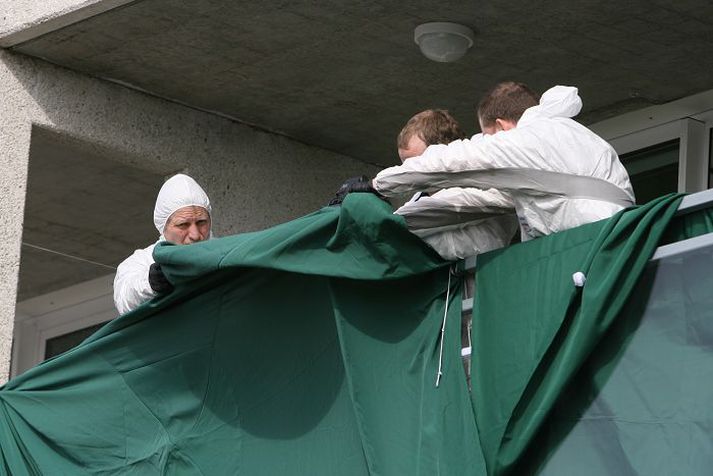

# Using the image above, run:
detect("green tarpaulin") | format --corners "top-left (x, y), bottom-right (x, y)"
top-left (1, 192), bottom-right (712, 475)
top-left (470, 194), bottom-right (713, 475)
top-left (0, 195), bottom-right (481, 475)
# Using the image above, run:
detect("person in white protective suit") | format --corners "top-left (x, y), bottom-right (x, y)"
top-left (373, 82), bottom-right (635, 241)
top-left (393, 109), bottom-right (518, 260)
top-left (113, 174), bottom-right (212, 315)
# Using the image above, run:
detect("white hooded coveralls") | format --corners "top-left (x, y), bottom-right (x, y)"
top-left (394, 153), bottom-right (518, 260)
top-left (374, 86), bottom-right (635, 240)
top-left (113, 174), bottom-right (212, 315)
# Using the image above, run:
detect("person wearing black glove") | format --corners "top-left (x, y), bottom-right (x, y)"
top-left (328, 175), bottom-right (385, 206)
top-left (113, 174), bottom-right (213, 315)
top-left (148, 263), bottom-right (174, 295)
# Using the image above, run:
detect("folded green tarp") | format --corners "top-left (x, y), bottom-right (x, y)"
top-left (2, 192), bottom-right (710, 475)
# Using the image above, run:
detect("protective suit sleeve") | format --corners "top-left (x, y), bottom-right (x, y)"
top-left (410, 214), bottom-right (518, 260)
top-left (372, 85), bottom-right (588, 197)
top-left (426, 187), bottom-right (514, 216)
top-left (113, 245), bottom-right (156, 315)
top-left (394, 187), bottom-right (518, 260)
top-left (372, 132), bottom-right (538, 197)
top-left (394, 187), bottom-right (515, 230)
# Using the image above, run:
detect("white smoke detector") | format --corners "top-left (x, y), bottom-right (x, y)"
top-left (414, 22), bottom-right (475, 63)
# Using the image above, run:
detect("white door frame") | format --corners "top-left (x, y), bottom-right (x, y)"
top-left (12, 274), bottom-right (116, 377)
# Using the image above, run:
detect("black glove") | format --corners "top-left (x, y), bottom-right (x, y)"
top-left (328, 176), bottom-right (384, 206)
top-left (149, 263), bottom-right (174, 295)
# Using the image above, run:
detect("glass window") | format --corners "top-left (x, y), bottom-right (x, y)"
top-left (44, 322), bottom-right (107, 360)
top-left (620, 139), bottom-right (680, 204)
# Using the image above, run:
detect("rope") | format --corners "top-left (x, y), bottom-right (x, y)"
top-left (22, 242), bottom-right (117, 270)
top-left (435, 267), bottom-right (453, 387)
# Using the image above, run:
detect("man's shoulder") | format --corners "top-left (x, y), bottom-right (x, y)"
top-left (519, 115), bottom-right (611, 147)
top-left (117, 241), bottom-right (159, 269)
top-left (133, 241), bottom-right (159, 256)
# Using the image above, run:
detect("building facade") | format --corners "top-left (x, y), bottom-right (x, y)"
top-left (2, 1), bottom-right (713, 383)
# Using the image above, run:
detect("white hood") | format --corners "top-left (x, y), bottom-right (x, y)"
top-left (520, 85), bottom-right (582, 123)
top-left (153, 174), bottom-right (212, 236)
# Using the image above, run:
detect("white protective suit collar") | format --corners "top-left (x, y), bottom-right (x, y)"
top-left (518, 85), bottom-right (582, 126)
top-left (153, 174), bottom-right (212, 239)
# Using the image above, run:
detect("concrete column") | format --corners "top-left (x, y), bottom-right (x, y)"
top-left (0, 59), bottom-right (34, 384)
top-left (0, 127), bottom-right (31, 383)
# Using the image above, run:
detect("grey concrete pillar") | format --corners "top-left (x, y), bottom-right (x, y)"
top-left (0, 60), bottom-right (33, 384)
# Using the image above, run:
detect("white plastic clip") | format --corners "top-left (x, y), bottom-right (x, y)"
top-left (572, 271), bottom-right (586, 287)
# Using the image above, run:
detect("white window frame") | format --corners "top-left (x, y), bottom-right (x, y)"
top-left (12, 274), bottom-right (116, 377)
top-left (590, 89), bottom-right (713, 194)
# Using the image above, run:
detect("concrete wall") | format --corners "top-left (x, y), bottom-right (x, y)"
top-left (0, 50), bottom-right (379, 383)
top-left (0, 63), bottom-right (32, 387)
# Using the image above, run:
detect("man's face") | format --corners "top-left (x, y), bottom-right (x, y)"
top-left (163, 206), bottom-right (211, 244)
top-left (398, 135), bottom-right (428, 162)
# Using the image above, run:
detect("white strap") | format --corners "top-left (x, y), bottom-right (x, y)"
top-left (397, 196), bottom-right (511, 230)
top-left (405, 167), bottom-right (634, 208)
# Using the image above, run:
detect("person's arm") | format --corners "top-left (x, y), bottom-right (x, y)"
top-left (113, 248), bottom-right (156, 315)
top-left (373, 134), bottom-right (522, 197)
top-left (327, 175), bottom-right (385, 206)
top-left (394, 187), bottom-right (516, 230)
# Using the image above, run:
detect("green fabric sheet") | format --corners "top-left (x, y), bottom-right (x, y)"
top-left (537, 218), bottom-right (713, 475)
top-left (1, 192), bottom-right (711, 475)
top-left (469, 193), bottom-right (713, 475)
top-left (0, 194), bottom-right (482, 475)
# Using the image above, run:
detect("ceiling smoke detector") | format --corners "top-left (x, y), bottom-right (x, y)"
top-left (414, 22), bottom-right (475, 63)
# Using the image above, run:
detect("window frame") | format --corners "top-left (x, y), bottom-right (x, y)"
top-left (590, 91), bottom-right (713, 194)
top-left (11, 274), bottom-right (115, 377)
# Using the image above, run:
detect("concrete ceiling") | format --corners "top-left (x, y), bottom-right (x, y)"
top-left (11, 0), bottom-right (713, 167)
top-left (18, 128), bottom-right (166, 301)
